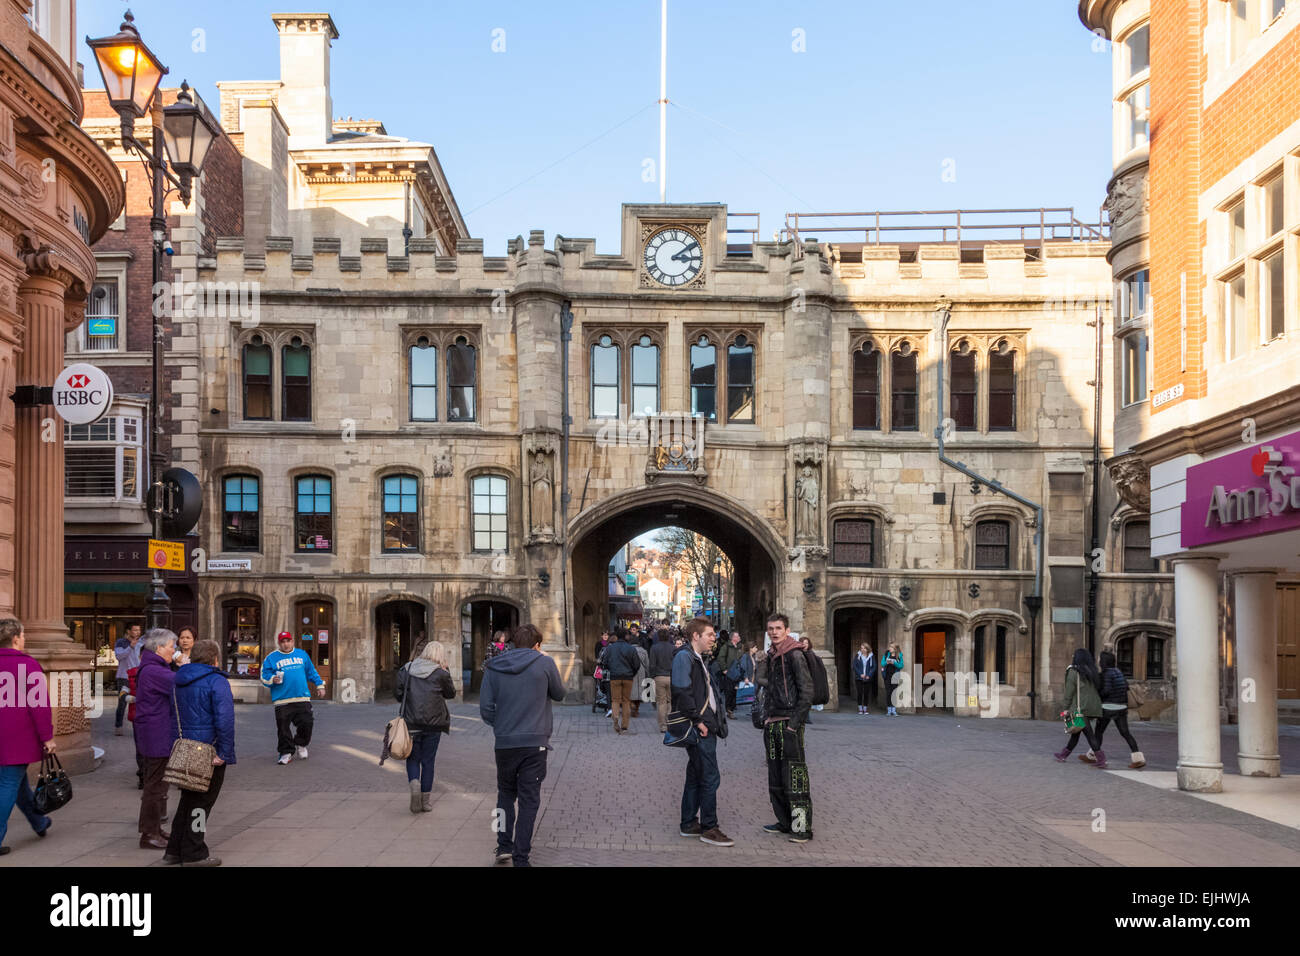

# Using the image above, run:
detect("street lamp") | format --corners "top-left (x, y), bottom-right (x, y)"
top-left (87, 11), bottom-right (221, 631)
top-left (713, 556), bottom-right (722, 628)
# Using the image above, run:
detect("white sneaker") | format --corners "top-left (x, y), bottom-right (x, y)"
top-left (604, 710), bottom-right (612, 718)
top-left (277, 753), bottom-right (292, 765)
top-left (295, 746), bottom-right (309, 760)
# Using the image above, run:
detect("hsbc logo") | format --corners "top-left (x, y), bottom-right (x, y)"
top-left (52, 363), bottom-right (113, 426)
top-left (67, 373), bottom-right (90, 388)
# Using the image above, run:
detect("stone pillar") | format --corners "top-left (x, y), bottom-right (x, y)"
top-left (15, 272), bottom-right (95, 773)
top-left (1233, 570), bottom-right (1280, 777)
top-left (953, 627), bottom-right (978, 717)
top-left (1172, 554), bottom-right (1223, 792)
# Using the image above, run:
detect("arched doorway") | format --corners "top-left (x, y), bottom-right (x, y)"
top-left (375, 599), bottom-right (427, 695)
top-left (462, 599), bottom-right (519, 692)
top-left (568, 485), bottom-right (784, 672)
top-left (913, 623), bottom-right (956, 712)
top-left (292, 597), bottom-right (335, 698)
top-left (832, 606), bottom-right (887, 702)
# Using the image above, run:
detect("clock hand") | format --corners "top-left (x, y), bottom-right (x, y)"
top-left (671, 244), bottom-right (700, 263)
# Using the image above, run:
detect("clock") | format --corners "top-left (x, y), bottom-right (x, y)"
top-left (643, 226), bottom-right (703, 287)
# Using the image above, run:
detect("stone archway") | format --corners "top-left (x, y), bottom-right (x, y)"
top-left (568, 484), bottom-right (787, 669)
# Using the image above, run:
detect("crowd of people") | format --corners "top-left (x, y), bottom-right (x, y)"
top-left (0, 608), bottom-right (1149, 865)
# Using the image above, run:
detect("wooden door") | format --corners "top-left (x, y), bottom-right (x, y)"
top-left (294, 600), bottom-right (334, 697)
top-left (1279, 583), bottom-right (1299, 699)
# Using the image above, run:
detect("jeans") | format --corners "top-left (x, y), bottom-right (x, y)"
top-left (1062, 717), bottom-right (1102, 754)
top-left (855, 679), bottom-right (871, 707)
top-left (405, 731), bottom-right (442, 792)
top-left (166, 764), bottom-right (225, 863)
top-left (138, 756), bottom-right (170, 836)
top-left (274, 701), bottom-right (314, 754)
top-left (495, 746), bottom-right (548, 867)
top-left (681, 732), bottom-right (720, 831)
top-left (765, 720), bottom-right (813, 837)
top-left (610, 679), bottom-right (633, 730)
top-left (654, 676), bottom-right (672, 731)
top-left (0, 763), bottom-right (50, 847)
top-left (1094, 710), bottom-right (1140, 753)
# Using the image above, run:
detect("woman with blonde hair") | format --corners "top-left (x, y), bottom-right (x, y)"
top-left (395, 640), bottom-right (456, 813)
top-left (880, 642), bottom-right (904, 716)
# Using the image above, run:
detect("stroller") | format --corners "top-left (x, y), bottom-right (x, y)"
top-left (592, 668), bottom-right (611, 714)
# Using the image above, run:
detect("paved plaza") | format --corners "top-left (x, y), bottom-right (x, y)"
top-left (6, 700), bottom-right (1300, 867)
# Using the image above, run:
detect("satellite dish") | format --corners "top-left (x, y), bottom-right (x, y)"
top-left (160, 467), bottom-right (202, 538)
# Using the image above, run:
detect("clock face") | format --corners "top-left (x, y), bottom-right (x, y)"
top-left (643, 227), bottom-right (703, 287)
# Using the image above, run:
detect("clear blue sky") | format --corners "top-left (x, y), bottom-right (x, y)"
top-left (80, 1), bottom-right (1110, 253)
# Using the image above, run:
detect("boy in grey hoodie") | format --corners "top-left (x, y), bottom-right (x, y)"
top-left (480, 624), bottom-right (565, 867)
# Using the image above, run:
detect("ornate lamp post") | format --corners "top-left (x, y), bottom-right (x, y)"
top-left (87, 12), bottom-right (221, 631)
top-left (713, 555), bottom-right (722, 628)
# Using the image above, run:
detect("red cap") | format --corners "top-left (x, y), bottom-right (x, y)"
top-left (277, 631), bottom-right (293, 642)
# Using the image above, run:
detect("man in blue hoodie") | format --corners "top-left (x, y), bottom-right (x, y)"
top-left (480, 623), bottom-right (565, 867)
top-left (260, 631), bottom-right (325, 765)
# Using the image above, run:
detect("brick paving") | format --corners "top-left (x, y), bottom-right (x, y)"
top-left (4, 700), bottom-right (1299, 867)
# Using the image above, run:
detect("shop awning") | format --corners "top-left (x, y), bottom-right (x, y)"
top-left (64, 580), bottom-right (149, 594)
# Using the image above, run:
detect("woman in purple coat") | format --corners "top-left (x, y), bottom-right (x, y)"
top-left (134, 629), bottom-right (179, 850)
top-left (0, 618), bottom-right (55, 856)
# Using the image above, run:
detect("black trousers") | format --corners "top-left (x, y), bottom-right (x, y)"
top-left (495, 747), bottom-right (548, 866)
top-left (1095, 710), bottom-right (1140, 753)
top-left (765, 721), bottom-right (812, 837)
top-left (138, 756), bottom-right (169, 836)
top-left (165, 764), bottom-right (226, 863)
top-left (720, 674), bottom-right (738, 712)
top-left (274, 702), bottom-right (314, 755)
top-left (855, 679), bottom-right (870, 707)
top-left (1062, 718), bottom-right (1102, 754)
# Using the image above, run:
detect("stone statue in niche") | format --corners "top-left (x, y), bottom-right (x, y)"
top-left (530, 450), bottom-right (554, 534)
top-left (795, 464), bottom-right (820, 543)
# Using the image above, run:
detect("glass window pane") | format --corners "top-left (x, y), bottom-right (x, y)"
top-left (1125, 24), bottom-right (1149, 77)
top-left (988, 352), bottom-right (1016, 431)
top-left (449, 386), bottom-right (475, 421)
top-left (283, 346), bottom-right (310, 376)
top-left (448, 343), bottom-right (476, 386)
top-left (1225, 274), bottom-right (1248, 358)
top-left (412, 386), bottom-right (438, 421)
top-left (690, 339), bottom-right (716, 420)
top-left (632, 385), bottom-right (658, 416)
top-left (1125, 84), bottom-right (1149, 152)
top-left (891, 352), bottom-right (918, 431)
top-left (1228, 200), bottom-right (1246, 259)
top-left (593, 385), bottom-right (620, 418)
top-left (1262, 251), bottom-right (1285, 340)
top-left (1264, 176), bottom-right (1284, 238)
top-left (410, 345), bottom-right (437, 385)
top-left (592, 344), bottom-right (619, 384)
top-left (632, 344), bottom-right (658, 384)
top-left (852, 350), bottom-right (879, 430)
top-left (950, 351), bottom-right (976, 431)
top-left (490, 476), bottom-right (506, 497)
top-left (244, 345), bottom-right (270, 375)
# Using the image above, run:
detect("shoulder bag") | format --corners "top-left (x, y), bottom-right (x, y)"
top-left (32, 752), bottom-right (73, 813)
top-left (662, 710), bottom-right (699, 748)
top-left (1061, 666), bottom-right (1087, 734)
top-left (383, 675), bottom-right (413, 761)
top-left (163, 686), bottom-right (216, 792)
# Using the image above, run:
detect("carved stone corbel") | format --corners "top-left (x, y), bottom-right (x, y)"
top-left (1106, 452), bottom-right (1150, 512)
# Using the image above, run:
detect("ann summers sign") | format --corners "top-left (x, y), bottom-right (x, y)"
top-left (1182, 428), bottom-right (1300, 548)
top-left (52, 363), bottom-right (113, 426)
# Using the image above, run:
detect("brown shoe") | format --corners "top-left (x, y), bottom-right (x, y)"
top-left (139, 834), bottom-right (168, 850)
top-left (678, 820), bottom-right (703, 837)
top-left (699, 827), bottom-right (734, 847)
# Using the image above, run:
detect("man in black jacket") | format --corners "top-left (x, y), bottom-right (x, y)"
top-left (604, 628), bottom-right (641, 734)
top-left (648, 630), bottom-right (676, 733)
top-left (755, 613), bottom-right (814, 843)
top-left (671, 617), bottom-right (733, 847)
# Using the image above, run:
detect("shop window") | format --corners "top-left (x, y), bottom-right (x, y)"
top-left (472, 474), bottom-right (508, 551)
top-left (726, 335), bottom-right (755, 423)
top-left (891, 349), bottom-right (918, 431)
top-left (448, 335), bottom-right (477, 421)
top-left (281, 337), bottom-right (311, 421)
top-left (974, 519), bottom-right (1010, 570)
top-left (382, 474), bottom-right (420, 552)
top-left (631, 335), bottom-right (660, 416)
top-left (690, 335), bottom-right (717, 420)
top-left (409, 338), bottom-right (438, 421)
top-left (852, 346), bottom-right (879, 430)
top-left (988, 347), bottom-right (1016, 431)
top-left (64, 414), bottom-right (143, 502)
top-left (222, 475), bottom-right (260, 552)
top-left (831, 518), bottom-right (875, 567)
top-left (295, 475), bottom-right (333, 552)
top-left (591, 335), bottom-right (620, 418)
top-left (950, 349), bottom-right (977, 431)
top-left (223, 601), bottom-right (263, 678)
top-left (243, 339), bottom-right (272, 420)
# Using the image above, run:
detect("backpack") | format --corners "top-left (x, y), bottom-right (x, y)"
top-left (801, 647), bottom-right (830, 706)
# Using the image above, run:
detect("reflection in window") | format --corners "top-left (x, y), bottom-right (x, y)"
top-left (282, 338), bottom-right (311, 421)
top-left (223, 475), bottom-right (260, 552)
top-left (591, 335), bottom-right (620, 418)
top-left (631, 335), bottom-right (659, 415)
top-left (295, 475), bottom-right (333, 552)
top-left (243, 341), bottom-right (272, 420)
top-left (382, 475), bottom-right (419, 552)
top-left (852, 347), bottom-right (879, 430)
top-left (727, 335), bottom-right (755, 423)
top-left (448, 336), bottom-right (477, 421)
top-left (690, 335), bottom-right (717, 421)
top-left (410, 339), bottom-right (438, 421)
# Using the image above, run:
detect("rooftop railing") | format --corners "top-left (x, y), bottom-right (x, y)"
top-left (781, 207), bottom-right (1109, 249)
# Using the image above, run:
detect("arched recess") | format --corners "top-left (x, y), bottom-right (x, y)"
top-left (827, 591), bottom-right (904, 702)
top-left (459, 592), bottom-right (522, 692)
top-left (567, 483), bottom-right (787, 669)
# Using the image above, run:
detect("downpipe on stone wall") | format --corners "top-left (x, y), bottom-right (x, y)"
top-left (933, 305), bottom-right (1044, 719)
top-left (560, 300), bottom-right (574, 648)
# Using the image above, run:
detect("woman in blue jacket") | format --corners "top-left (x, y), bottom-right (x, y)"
top-left (164, 640), bottom-right (235, 866)
top-left (852, 642), bottom-right (877, 715)
top-left (881, 644), bottom-right (904, 716)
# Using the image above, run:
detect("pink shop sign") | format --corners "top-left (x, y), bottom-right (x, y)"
top-left (1182, 428), bottom-right (1300, 548)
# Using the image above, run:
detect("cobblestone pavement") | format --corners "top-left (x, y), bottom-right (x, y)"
top-left (5, 700), bottom-right (1299, 867)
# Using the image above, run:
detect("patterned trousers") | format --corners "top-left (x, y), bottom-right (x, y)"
top-left (764, 720), bottom-right (813, 837)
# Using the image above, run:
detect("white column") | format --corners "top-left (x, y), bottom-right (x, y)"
top-left (1234, 570), bottom-right (1280, 777)
top-left (1173, 554), bottom-right (1223, 792)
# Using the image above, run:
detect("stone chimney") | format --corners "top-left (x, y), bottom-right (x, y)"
top-left (271, 13), bottom-right (339, 147)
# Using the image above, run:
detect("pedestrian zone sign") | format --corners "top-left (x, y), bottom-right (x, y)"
top-left (147, 539), bottom-right (185, 571)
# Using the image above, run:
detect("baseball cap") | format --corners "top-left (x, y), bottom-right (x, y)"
top-left (277, 630), bottom-right (293, 642)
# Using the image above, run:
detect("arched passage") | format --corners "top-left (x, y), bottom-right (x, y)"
top-left (568, 485), bottom-right (785, 670)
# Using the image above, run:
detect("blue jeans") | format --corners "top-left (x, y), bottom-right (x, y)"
top-left (0, 763), bottom-right (50, 847)
top-left (681, 732), bottom-right (720, 831)
top-left (405, 731), bottom-right (442, 791)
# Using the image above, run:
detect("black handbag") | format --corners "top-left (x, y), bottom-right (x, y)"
top-left (751, 685), bottom-right (766, 729)
top-left (32, 752), bottom-right (73, 814)
top-left (662, 711), bottom-right (699, 748)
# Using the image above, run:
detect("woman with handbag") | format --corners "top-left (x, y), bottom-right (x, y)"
top-left (165, 640), bottom-right (235, 866)
top-left (1084, 650), bottom-right (1145, 769)
top-left (1053, 647), bottom-right (1105, 767)
top-left (394, 641), bottom-right (456, 813)
top-left (0, 617), bottom-right (54, 855)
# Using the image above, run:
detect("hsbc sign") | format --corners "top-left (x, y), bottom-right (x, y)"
top-left (52, 363), bottom-right (114, 425)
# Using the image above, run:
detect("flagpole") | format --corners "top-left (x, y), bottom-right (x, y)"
top-left (659, 0), bottom-right (667, 203)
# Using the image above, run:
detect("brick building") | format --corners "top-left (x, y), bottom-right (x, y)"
top-left (1080, 0), bottom-right (1300, 791)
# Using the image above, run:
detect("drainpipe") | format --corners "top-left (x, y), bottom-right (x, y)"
top-left (560, 300), bottom-right (574, 647)
top-left (1086, 302), bottom-right (1103, 657)
top-left (934, 305), bottom-right (1044, 719)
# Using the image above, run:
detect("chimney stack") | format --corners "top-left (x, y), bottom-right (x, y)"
top-left (271, 13), bottom-right (339, 148)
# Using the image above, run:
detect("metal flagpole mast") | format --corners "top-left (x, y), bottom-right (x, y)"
top-left (659, 0), bottom-right (667, 203)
